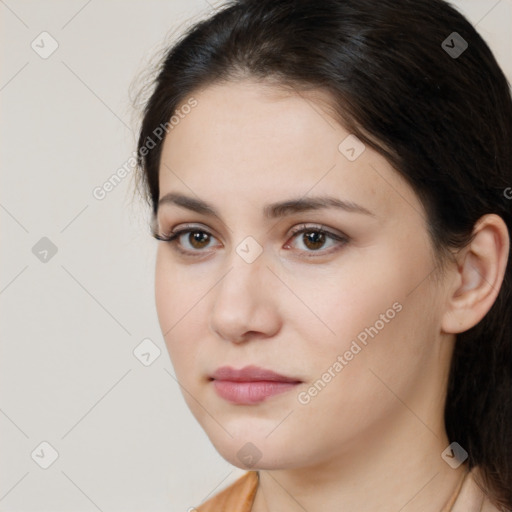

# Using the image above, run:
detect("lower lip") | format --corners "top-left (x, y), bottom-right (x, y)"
top-left (212, 380), bottom-right (300, 404)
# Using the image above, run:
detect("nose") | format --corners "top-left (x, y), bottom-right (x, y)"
top-left (209, 248), bottom-right (282, 344)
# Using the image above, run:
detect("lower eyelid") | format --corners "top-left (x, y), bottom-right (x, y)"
top-left (175, 230), bottom-right (219, 254)
top-left (181, 230), bottom-right (346, 256)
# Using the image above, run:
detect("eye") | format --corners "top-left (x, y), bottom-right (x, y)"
top-left (285, 223), bottom-right (348, 257)
top-left (153, 223), bottom-right (348, 258)
top-left (153, 224), bottom-right (219, 256)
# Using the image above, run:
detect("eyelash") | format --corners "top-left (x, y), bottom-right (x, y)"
top-left (153, 223), bottom-right (349, 259)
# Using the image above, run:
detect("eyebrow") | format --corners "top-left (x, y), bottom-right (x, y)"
top-left (157, 192), bottom-right (376, 219)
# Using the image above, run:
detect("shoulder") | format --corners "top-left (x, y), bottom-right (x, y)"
top-left (452, 466), bottom-right (505, 512)
top-left (195, 471), bottom-right (259, 512)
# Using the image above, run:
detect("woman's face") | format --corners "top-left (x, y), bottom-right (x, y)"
top-left (154, 79), bottom-right (453, 470)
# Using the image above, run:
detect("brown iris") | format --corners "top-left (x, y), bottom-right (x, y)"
top-left (302, 231), bottom-right (326, 250)
top-left (188, 231), bottom-right (210, 249)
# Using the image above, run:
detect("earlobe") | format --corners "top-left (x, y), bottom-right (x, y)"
top-left (441, 214), bottom-right (510, 335)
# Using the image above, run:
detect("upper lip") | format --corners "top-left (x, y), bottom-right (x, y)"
top-left (210, 365), bottom-right (301, 383)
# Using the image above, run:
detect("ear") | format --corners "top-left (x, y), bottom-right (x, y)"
top-left (441, 214), bottom-right (510, 334)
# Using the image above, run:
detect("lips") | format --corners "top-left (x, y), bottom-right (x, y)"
top-left (210, 365), bottom-right (301, 383)
top-left (209, 365), bottom-right (302, 404)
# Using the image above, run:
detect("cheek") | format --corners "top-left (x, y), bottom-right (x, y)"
top-left (282, 252), bottom-right (406, 350)
top-left (286, 239), bottom-right (435, 383)
top-left (155, 248), bottom-right (208, 324)
top-left (154, 253), bottom-right (177, 334)
top-left (154, 251), bottom-right (204, 375)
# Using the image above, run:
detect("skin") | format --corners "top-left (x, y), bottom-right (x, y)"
top-left (153, 79), bottom-right (509, 511)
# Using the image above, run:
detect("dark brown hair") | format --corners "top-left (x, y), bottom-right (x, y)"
top-left (134, 0), bottom-right (512, 508)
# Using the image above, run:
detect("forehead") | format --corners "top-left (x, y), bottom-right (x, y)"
top-left (166, 80), bottom-right (339, 159)
top-left (158, 80), bottom-right (423, 223)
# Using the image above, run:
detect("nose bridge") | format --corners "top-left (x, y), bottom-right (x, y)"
top-left (209, 237), bottom-right (279, 341)
top-left (220, 236), bottom-right (267, 299)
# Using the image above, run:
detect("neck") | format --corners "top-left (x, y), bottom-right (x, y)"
top-left (251, 412), bottom-right (467, 512)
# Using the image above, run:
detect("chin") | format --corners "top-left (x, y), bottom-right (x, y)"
top-left (204, 429), bottom-right (305, 471)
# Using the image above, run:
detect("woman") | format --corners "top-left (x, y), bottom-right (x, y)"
top-left (134, 0), bottom-right (512, 510)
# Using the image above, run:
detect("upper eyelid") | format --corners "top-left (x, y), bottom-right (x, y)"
top-left (161, 224), bottom-right (347, 249)
top-left (161, 222), bottom-right (344, 238)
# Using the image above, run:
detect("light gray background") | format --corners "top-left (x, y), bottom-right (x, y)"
top-left (1, 1), bottom-right (511, 511)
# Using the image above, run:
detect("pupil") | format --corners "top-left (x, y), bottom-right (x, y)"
top-left (304, 231), bottom-right (325, 250)
top-left (191, 231), bottom-right (209, 248)
top-left (186, 231), bottom-right (327, 251)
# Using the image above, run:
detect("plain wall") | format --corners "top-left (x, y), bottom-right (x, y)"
top-left (1, 1), bottom-right (511, 510)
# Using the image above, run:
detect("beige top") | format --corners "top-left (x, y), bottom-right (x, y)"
top-left (195, 466), bottom-right (503, 512)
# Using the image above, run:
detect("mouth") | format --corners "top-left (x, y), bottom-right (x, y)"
top-left (209, 365), bottom-right (302, 405)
